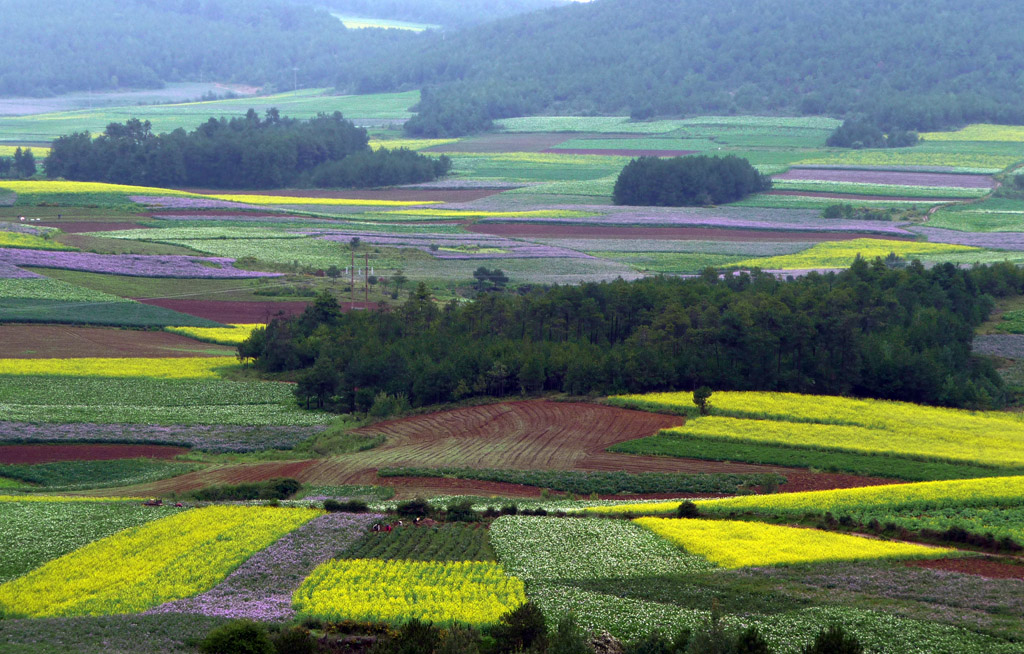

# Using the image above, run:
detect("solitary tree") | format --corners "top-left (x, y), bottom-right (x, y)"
top-left (693, 386), bottom-right (713, 415)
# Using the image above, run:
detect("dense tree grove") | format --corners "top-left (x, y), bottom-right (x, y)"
top-left (826, 119), bottom-right (919, 149)
top-left (385, 0), bottom-right (1024, 135)
top-left (44, 111), bottom-right (448, 188)
top-left (612, 156), bottom-right (771, 206)
top-left (0, 149), bottom-right (37, 179)
top-left (240, 261), bottom-right (1024, 413)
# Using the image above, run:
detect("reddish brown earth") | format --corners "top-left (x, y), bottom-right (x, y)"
top-left (907, 558), bottom-right (1024, 580)
top-left (37, 221), bottom-right (148, 233)
top-left (427, 133), bottom-right (570, 153)
top-left (767, 190), bottom-right (954, 202)
top-left (0, 324), bottom-right (234, 358)
top-left (0, 444), bottom-right (189, 464)
top-left (181, 188), bottom-right (503, 203)
top-left (101, 400), bottom-right (894, 498)
top-left (133, 299), bottom-right (312, 323)
top-left (469, 223), bottom-right (912, 242)
top-left (542, 148), bottom-right (698, 157)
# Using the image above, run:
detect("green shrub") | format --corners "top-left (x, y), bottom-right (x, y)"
top-left (489, 602), bottom-right (548, 654)
top-left (549, 614), bottom-right (591, 654)
top-left (445, 500), bottom-right (480, 522)
top-left (734, 626), bottom-right (773, 654)
top-left (801, 625), bottom-right (863, 654)
top-left (324, 499), bottom-right (369, 513)
top-left (677, 501), bottom-right (701, 519)
top-left (199, 620), bottom-right (274, 654)
top-left (396, 497), bottom-right (432, 518)
top-left (370, 619), bottom-right (442, 654)
top-left (271, 627), bottom-right (316, 654)
top-left (187, 478), bottom-right (301, 502)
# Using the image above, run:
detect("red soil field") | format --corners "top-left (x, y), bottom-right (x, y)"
top-left (94, 460), bottom-right (319, 496)
top-left (468, 223), bottom-right (911, 242)
top-left (907, 558), bottom-right (1024, 580)
top-left (133, 299), bottom-right (312, 323)
top-left (427, 133), bottom-right (570, 153)
top-left (767, 190), bottom-right (955, 202)
top-left (0, 324), bottom-right (234, 358)
top-left (37, 222), bottom-right (149, 233)
top-left (542, 148), bottom-right (698, 157)
top-left (181, 188), bottom-right (503, 203)
top-left (0, 444), bottom-right (189, 464)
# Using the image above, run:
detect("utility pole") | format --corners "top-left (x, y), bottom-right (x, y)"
top-left (350, 246), bottom-right (355, 310)
top-left (364, 253), bottom-right (369, 303)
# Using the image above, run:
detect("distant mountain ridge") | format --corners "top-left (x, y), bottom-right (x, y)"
top-left (361, 0), bottom-right (1024, 132)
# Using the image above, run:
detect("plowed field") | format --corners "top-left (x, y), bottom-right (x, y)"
top-left (0, 444), bottom-right (189, 464)
top-left (133, 299), bottom-right (311, 323)
top-left (0, 325), bottom-right (234, 358)
top-left (97, 401), bottom-right (895, 498)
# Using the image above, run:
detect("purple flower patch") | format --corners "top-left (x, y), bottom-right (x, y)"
top-left (147, 512), bottom-right (380, 621)
top-left (0, 248), bottom-right (281, 278)
top-left (131, 196), bottom-right (264, 210)
top-left (911, 227), bottom-right (1024, 251)
top-left (316, 231), bottom-right (591, 259)
top-left (0, 262), bottom-right (41, 278)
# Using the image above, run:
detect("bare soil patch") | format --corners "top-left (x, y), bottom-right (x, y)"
top-left (469, 223), bottom-right (909, 242)
top-left (0, 444), bottom-right (189, 464)
top-left (0, 324), bottom-right (234, 358)
top-left (94, 460), bottom-right (319, 495)
top-left (427, 133), bottom-right (570, 153)
top-left (542, 148), bottom-right (698, 157)
top-left (907, 558), bottom-right (1024, 580)
top-left (133, 299), bottom-right (311, 323)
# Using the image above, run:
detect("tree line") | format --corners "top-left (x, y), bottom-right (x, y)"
top-left (44, 110), bottom-right (449, 188)
top-left (0, 148), bottom-right (37, 179)
top-left (612, 156), bottom-right (771, 206)
top-left (239, 259), bottom-right (1023, 413)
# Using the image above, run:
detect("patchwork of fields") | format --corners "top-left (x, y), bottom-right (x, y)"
top-left (1, 90), bottom-right (1023, 652)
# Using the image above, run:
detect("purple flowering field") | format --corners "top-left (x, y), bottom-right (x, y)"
top-left (317, 231), bottom-right (592, 259)
top-left (911, 227), bottom-right (1024, 251)
top-left (0, 248), bottom-right (282, 278)
top-left (148, 512), bottom-right (380, 621)
top-left (775, 168), bottom-right (996, 189)
top-left (0, 261), bottom-right (41, 278)
top-left (130, 196), bottom-right (264, 210)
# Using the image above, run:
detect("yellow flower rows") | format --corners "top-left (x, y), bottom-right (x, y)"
top-left (731, 239), bottom-right (976, 270)
top-left (294, 559), bottom-right (526, 626)
top-left (0, 506), bottom-right (318, 617)
top-left (0, 146), bottom-right (50, 158)
top-left (204, 194), bottom-right (440, 207)
top-left (634, 518), bottom-right (953, 568)
top-left (368, 139), bottom-right (458, 151)
top-left (0, 495), bottom-right (141, 503)
top-left (0, 180), bottom-right (193, 196)
top-left (920, 124), bottom-right (1024, 143)
top-left (609, 391), bottom-right (1024, 467)
top-left (0, 356), bottom-right (237, 379)
top-left (698, 475), bottom-right (1024, 515)
top-left (0, 232), bottom-right (72, 250)
top-left (795, 151), bottom-right (1018, 172)
top-left (381, 209), bottom-right (591, 218)
top-left (166, 324), bottom-right (263, 345)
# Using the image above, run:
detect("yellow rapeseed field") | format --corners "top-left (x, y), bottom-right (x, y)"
top-left (920, 124), bottom-right (1024, 143)
top-left (166, 324), bottom-right (263, 346)
top-left (634, 518), bottom-right (953, 568)
top-left (0, 180), bottom-right (193, 196)
top-left (0, 356), bottom-right (237, 379)
top-left (697, 475), bottom-right (1024, 515)
top-left (0, 505), bottom-right (318, 617)
top-left (294, 559), bottom-right (526, 626)
top-left (204, 194), bottom-right (440, 207)
top-left (609, 391), bottom-right (1024, 468)
top-left (0, 232), bottom-right (73, 250)
top-left (731, 239), bottom-right (976, 270)
top-left (382, 209), bottom-right (590, 218)
top-left (368, 139), bottom-right (458, 151)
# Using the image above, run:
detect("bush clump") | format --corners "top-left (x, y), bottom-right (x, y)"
top-left (199, 620), bottom-right (274, 654)
top-left (187, 478), bottom-right (301, 502)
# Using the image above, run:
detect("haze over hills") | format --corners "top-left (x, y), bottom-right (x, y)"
top-left (282, 0), bottom-right (575, 29)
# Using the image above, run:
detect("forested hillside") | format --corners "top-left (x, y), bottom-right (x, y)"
top-left (381, 0), bottom-right (1024, 134)
top-left (0, 0), bottom-right (408, 96)
top-left (243, 261), bottom-right (1019, 412)
top-left (283, 0), bottom-right (571, 28)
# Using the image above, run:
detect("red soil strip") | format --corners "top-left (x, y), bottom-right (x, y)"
top-left (95, 460), bottom-right (319, 496)
top-left (133, 299), bottom-right (312, 323)
top-left (0, 325), bottom-right (234, 358)
top-left (428, 133), bottom-right (570, 153)
top-left (779, 472), bottom-right (897, 493)
top-left (543, 148), bottom-right (698, 157)
top-left (37, 222), bottom-right (148, 233)
top-left (469, 223), bottom-right (911, 242)
top-left (767, 190), bottom-right (954, 202)
top-left (0, 444), bottom-right (189, 464)
top-left (907, 558), bottom-right (1024, 580)
top-left (180, 189), bottom-right (503, 203)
